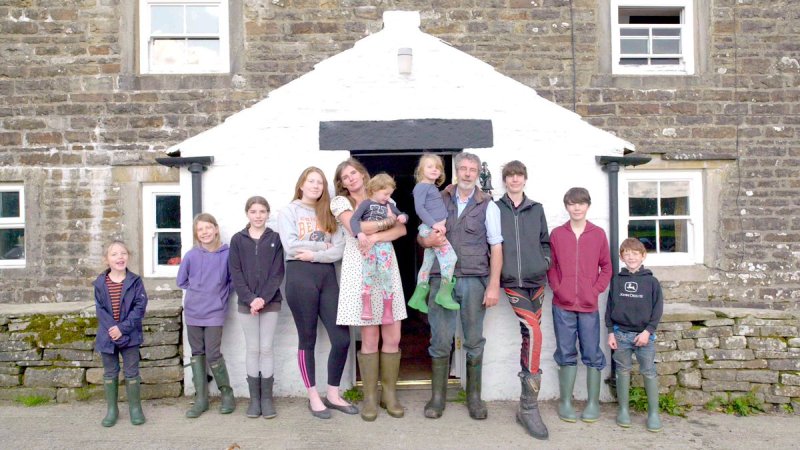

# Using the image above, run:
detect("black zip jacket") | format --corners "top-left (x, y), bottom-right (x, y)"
top-left (605, 267), bottom-right (664, 334)
top-left (228, 226), bottom-right (285, 312)
top-left (496, 193), bottom-right (551, 288)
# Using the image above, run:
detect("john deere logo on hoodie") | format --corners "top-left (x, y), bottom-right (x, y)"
top-left (624, 281), bottom-right (638, 293)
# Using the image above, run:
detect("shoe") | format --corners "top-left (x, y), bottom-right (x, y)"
top-left (466, 355), bottom-right (487, 420)
top-left (434, 277), bottom-right (460, 310)
top-left (644, 376), bottom-right (663, 432)
top-left (381, 294), bottom-right (395, 325)
top-left (307, 400), bottom-right (331, 419)
top-left (424, 357), bottom-right (449, 419)
top-left (615, 372), bottom-right (631, 428)
top-left (209, 357), bottom-right (235, 414)
top-left (379, 351), bottom-right (404, 418)
top-left (246, 375), bottom-right (261, 418)
top-left (101, 377), bottom-right (119, 427)
top-left (357, 351), bottom-right (380, 421)
top-left (125, 376), bottom-right (146, 425)
top-left (407, 282), bottom-right (430, 314)
top-left (581, 367), bottom-right (601, 422)
top-left (517, 371), bottom-right (549, 440)
top-left (323, 397), bottom-right (359, 415)
top-left (261, 376), bottom-right (277, 419)
top-left (557, 365), bottom-right (577, 422)
top-left (186, 355), bottom-right (209, 418)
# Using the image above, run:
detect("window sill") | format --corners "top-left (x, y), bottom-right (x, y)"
top-left (118, 74), bottom-right (233, 91)
top-left (648, 264), bottom-right (711, 284)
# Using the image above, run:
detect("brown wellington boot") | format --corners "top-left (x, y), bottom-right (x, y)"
top-left (379, 351), bottom-right (404, 418)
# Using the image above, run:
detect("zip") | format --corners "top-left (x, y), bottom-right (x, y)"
top-left (574, 231), bottom-right (580, 300)
top-left (514, 212), bottom-right (523, 287)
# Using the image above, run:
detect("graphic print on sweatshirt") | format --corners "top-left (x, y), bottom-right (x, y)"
top-left (364, 203), bottom-right (389, 222)
top-left (297, 216), bottom-right (325, 242)
top-left (621, 280), bottom-right (644, 299)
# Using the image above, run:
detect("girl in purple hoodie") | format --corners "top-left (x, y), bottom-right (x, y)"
top-left (177, 213), bottom-right (234, 418)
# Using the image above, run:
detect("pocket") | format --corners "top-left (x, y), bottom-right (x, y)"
top-left (577, 275), bottom-right (598, 309)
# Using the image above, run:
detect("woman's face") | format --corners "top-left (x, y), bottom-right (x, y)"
top-left (301, 171), bottom-right (325, 202)
top-left (246, 203), bottom-right (268, 229)
top-left (339, 165), bottom-right (365, 194)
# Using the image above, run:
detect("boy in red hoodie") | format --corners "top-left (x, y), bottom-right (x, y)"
top-left (547, 187), bottom-right (612, 424)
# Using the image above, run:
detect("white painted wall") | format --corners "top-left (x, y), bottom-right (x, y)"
top-left (177, 11), bottom-right (631, 401)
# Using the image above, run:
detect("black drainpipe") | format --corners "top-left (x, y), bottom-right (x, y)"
top-left (155, 156), bottom-right (214, 217)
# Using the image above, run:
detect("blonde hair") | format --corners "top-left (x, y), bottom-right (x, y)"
top-left (367, 173), bottom-right (396, 196)
top-left (293, 167), bottom-right (337, 234)
top-left (193, 213), bottom-right (222, 250)
top-left (103, 240), bottom-right (130, 269)
top-left (415, 154), bottom-right (446, 186)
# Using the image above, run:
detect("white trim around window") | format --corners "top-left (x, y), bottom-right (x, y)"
top-left (138, 0), bottom-right (230, 74)
top-left (142, 184), bottom-right (182, 277)
top-left (0, 184), bottom-right (25, 268)
top-left (619, 170), bottom-right (703, 266)
top-left (611, 0), bottom-right (695, 75)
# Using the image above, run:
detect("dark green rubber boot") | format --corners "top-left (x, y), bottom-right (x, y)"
top-left (644, 376), bottom-right (663, 432)
top-left (210, 357), bottom-right (235, 414)
top-left (581, 367), bottom-right (602, 422)
top-left (466, 355), bottom-right (487, 420)
top-left (101, 376), bottom-right (119, 427)
top-left (424, 357), bottom-right (449, 419)
top-left (125, 376), bottom-right (146, 425)
top-left (615, 372), bottom-right (631, 427)
top-left (186, 355), bottom-right (209, 418)
top-left (557, 365), bottom-right (577, 422)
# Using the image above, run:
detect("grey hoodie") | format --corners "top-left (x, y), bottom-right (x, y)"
top-left (277, 200), bottom-right (345, 263)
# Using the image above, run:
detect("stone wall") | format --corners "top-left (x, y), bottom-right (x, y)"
top-left (0, 299), bottom-right (183, 402)
top-left (645, 304), bottom-right (800, 412)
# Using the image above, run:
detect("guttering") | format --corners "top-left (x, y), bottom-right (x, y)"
top-left (155, 156), bottom-right (214, 217)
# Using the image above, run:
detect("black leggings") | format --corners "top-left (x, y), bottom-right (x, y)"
top-left (285, 260), bottom-right (350, 388)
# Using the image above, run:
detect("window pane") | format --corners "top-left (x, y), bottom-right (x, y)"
top-left (660, 181), bottom-right (690, 215)
top-left (151, 39), bottom-right (186, 66)
top-left (151, 5), bottom-right (184, 34)
top-left (186, 6), bottom-right (219, 34)
top-left (620, 58), bottom-right (648, 65)
top-left (660, 220), bottom-right (689, 253)
top-left (653, 28), bottom-right (681, 37)
top-left (628, 181), bottom-right (658, 216)
top-left (186, 39), bottom-right (220, 66)
top-left (620, 28), bottom-right (649, 36)
top-left (0, 191), bottom-right (20, 218)
top-left (157, 232), bottom-right (181, 265)
top-left (628, 221), bottom-right (656, 252)
top-left (0, 228), bottom-right (24, 260)
top-left (621, 39), bottom-right (648, 54)
top-left (155, 195), bottom-right (181, 229)
top-left (653, 39), bottom-right (680, 54)
top-left (651, 58), bottom-right (681, 65)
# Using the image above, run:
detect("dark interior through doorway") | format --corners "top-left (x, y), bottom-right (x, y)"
top-left (353, 150), bottom-right (454, 383)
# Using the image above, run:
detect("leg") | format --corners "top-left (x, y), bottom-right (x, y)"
top-left (459, 277), bottom-right (488, 419)
top-left (635, 339), bottom-right (662, 432)
top-left (240, 313), bottom-right (262, 417)
top-left (612, 330), bottom-right (636, 427)
top-left (577, 310), bottom-right (606, 422)
top-left (552, 305), bottom-right (579, 422)
top-left (425, 277), bottom-right (457, 419)
top-left (433, 245), bottom-right (460, 310)
top-left (186, 326), bottom-right (209, 418)
top-left (285, 262), bottom-right (324, 413)
top-left (360, 251), bottom-right (376, 321)
top-left (505, 287), bottom-right (545, 375)
top-left (100, 350), bottom-right (120, 427)
top-left (258, 311), bottom-right (279, 419)
top-left (378, 320), bottom-right (404, 417)
top-left (205, 326), bottom-right (234, 414)
top-left (121, 346), bottom-right (145, 425)
top-left (319, 266), bottom-right (357, 414)
top-left (408, 225), bottom-right (434, 313)
top-left (375, 243), bottom-right (395, 325)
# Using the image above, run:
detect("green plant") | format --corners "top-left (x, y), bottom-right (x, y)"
top-left (628, 386), bottom-right (686, 417)
top-left (629, 386), bottom-right (648, 412)
top-left (704, 391), bottom-right (764, 416)
top-left (780, 403), bottom-right (794, 414)
top-left (342, 387), bottom-right (363, 403)
top-left (449, 389), bottom-right (467, 404)
top-left (73, 387), bottom-right (94, 402)
top-left (14, 394), bottom-right (51, 407)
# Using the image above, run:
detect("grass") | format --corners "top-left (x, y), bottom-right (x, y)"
top-left (704, 391), bottom-right (764, 416)
top-left (449, 389), bottom-right (467, 404)
top-left (628, 387), bottom-right (686, 417)
top-left (14, 394), bottom-right (51, 407)
top-left (342, 387), bottom-right (364, 403)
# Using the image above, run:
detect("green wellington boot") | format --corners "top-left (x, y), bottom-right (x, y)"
top-left (434, 277), bottom-right (460, 310)
top-left (424, 357), bottom-right (449, 419)
top-left (379, 351), bottom-right (404, 418)
top-left (557, 365), bottom-right (577, 422)
top-left (186, 355), bottom-right (209, 418)
top-left (101, 376), bottom-right (119, 427)
top-left (357, 351), bottom-right (380, 422)
top-left (581, 367), bottom-right (602, 422)
top-left (125, 376), bottom-right (146, 425)
top-left (466, 355), bottom-right (487, 420)
top-left (615, 372), bottom-right (631, 427)
top-left (210, 357), bottom-right (236, 414)
top-left (407, 282), bottom-right (430, 313)
top-left (644, 376), bottom-right (663, 432)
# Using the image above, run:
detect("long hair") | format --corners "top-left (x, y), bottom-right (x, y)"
top-left (415, 153), bottom-right (446, 186)
top-left (333, 158), bottom-right (370, 208)
top-left (293, 167), bottom-right (337, 234)
top-left (193, 213), bottom-right (222, 250)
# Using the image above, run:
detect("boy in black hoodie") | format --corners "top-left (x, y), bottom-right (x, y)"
top-left (605, 238), bottom-right (663, 433)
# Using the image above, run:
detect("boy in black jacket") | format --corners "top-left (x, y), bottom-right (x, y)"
top-left (605, 238), bottom-right (663, 433)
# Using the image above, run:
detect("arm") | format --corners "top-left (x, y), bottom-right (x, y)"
top-left (483, 243), bottom-right (503, 307)
top-left (94, 285), bottom-right (117, 339)
top-left (413, 184), bottom-right (440, 227)
top-left (539, 208), bottom-right (552, 267)
top-left (593, 236), bottom-right (613, 294)
top-left (176, 250), bottom-right (191, 289)
top-left (261, 237), bottom-right (286, 304)
top-left (116, 278), bottom-right (148, 335)
top-left (228, 236), bottom-right (257, 307)
top-left (605, 277), bottom-right (616, 330)
top-left (645, 279), bottom-right (664, 335)
top-left (277, 206), bottom-right (328, 256)
top-left (388, 202), bottom-right (408, 223)
top-left (312, 227), bottom-right (346, 263)
top-left (546, 232), bottom-right (561, 294)
top-left (350, 201), bottom-right (369, 236)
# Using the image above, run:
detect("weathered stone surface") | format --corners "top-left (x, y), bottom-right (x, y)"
top-left (139, 365), bottom-right (183, 384)
top-left (17, 361), bottom-right (53, 367)
top-left (656, 331), bottom-right (681, 341)
top-left (768, 359), bottom-right (800, 371)
top-left (759, 326), bottom-right (798, 337)
top-left (140, 345), bottom-right (178, 361)
top-left (0, 340), bottom-right (35, 352)
top-left (754, 351), bottom-right (793, 359)
top-left (0, 387), bottom-right (57, 401)
top-left (677, 339), bottom-right (696, 351)
top-left (719, 336), bottom-right (747, 350)
top-left (56, 385), bottom-right (105, 403)
top-left (142, 331), bottom-right (180, 346)
top-left (702, 369), bottom-right (738, 381)
top-left (736, 370), bottom-right (779, 384)
top-left (656, 340), bottom-right (676, 351)
top-left (657, 322), bottom-right (693, 331)
top-left (763, 394), bottom-right (790, 404)
top-left (698, 359), bottom-right (768, 370)
top-left (712, 308), bottom-right (798, 320)
top-left (0, 373), bottom-right (21, 387)
top-left (140, 357), bottom-right (180, 368)
top-left (655, 350), bottom-right (703, 362)
top-left (683, 327), bottom-right (733, 339)
top-left (748, 337), bottom-right (787, 352)
top-left (655, 361), bottom-right (692, 375)
top-left (678, 369), bottom-right (702, 388)
top-left (42, 348), bottom-right (94, 361)
top-left (117, 382), bottom-right (182, 400)
top-left (673, 388), bottom-right (712, 406)
top-left (703, 319), bottom-right (735, 327)
top-left (705, 349), bottom-right (754, 361)
top-left (733, 324), bottom-right (759, 336)
top-left (44, 340), bottom-right (94, 351)
top-left (23, 367), bottom-right (84, 388)
top-left (85, 368), bottom-right (106, 385)
top-left (0, 363), bottom-right (21, 375)
top-left (788, 338), bottom-right (800, 348)
top-left (661, 304), bottom-right (716, 322)
top-left (0, 350), bottom-right (41, 362)
top-left (781, 373), bottom-right (800, 386)
top-left (772, 385), bottom-right (800, 398)
top-left (702, 380), bottom-right (751, 392)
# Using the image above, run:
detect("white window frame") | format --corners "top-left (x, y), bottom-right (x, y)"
top-left (619, 170), bottom-right (703, 266)
top-left (611, 0), bottom-right (695, 75)
top-left (142, 184), bottom-right (182, 277)
top-left (138, 0), bottom-right (230, 74)
top-left (0, 184), bottom-right (25, 268)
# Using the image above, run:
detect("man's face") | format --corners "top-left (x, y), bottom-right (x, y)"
top-left (456, 159), bottom-right (479, 192)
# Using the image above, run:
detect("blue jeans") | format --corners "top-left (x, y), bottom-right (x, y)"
top-left (101, 345), bottom-right (141, 378)
top-left (552, 305), bottom-right (606, 369)
top-left (427, 276), bottom-right (487, 360)
top-left (612, 329), bottom-right (656, 378)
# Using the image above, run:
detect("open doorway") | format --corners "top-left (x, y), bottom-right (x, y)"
top-left (353, 150), bottom-right (454, 383)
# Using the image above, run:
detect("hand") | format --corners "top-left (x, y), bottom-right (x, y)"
top-left (357, 232), bottom-right (370, 248)
top-left (295, 249), bottom-right (314, 262)
top-left (398, 214), bottom-right (408, 225)
top-left (420, 229), bottom-right (447, 248)
top-left (250, 297), bottom-right (265, 315)
top-left (634, 330), bottom-right (651, 347)
top-left (108, 326), bottom-right (122, 341)
top-left (432, 221), bottom-right (447, 234)
top-left (608, 333), bottom-right (618, 350)
top-left (483, 283), bottom-right (499, 307)
top-left (359, 233), bottom-right (376, 255)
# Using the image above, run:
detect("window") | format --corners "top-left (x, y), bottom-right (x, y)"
top-left (0, 184), bottom-right (25, 268)
top-left (142, 184), bottom-right (182, 277)
top-left (620, 171), bottom-right (703, 266)
top-left (611, 0), bottom-right (695, 75)
top-left (138, 0), bottom-right (230, 74)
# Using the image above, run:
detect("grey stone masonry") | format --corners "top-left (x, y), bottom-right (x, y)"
top-left (0, 299), bottom-right (182, 403)
top-left (643, 304), bottom-right (800, 410)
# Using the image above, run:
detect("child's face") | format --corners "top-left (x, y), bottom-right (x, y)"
top-left (196, 221), bottom-right (218, 246)
top-left (372, 188), bottom-right (393, 204)
top-left (422, 159), bottom-right (442, 183)
top-left (300, 171), bottom-right (325, 202)
top-left (106, 244), bottom-right (129, 272)
top-left (247, 204), bottom-right (269, 229)
top-left (621, 249), bottom-right (646, 272)
top-left (504, 173), bottom-right (526, 195)
top-left (566, 201), bottom-right (589, 222)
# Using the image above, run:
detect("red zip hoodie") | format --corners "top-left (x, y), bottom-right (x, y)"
top-left (546, 220), bottom-right (612, 313)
